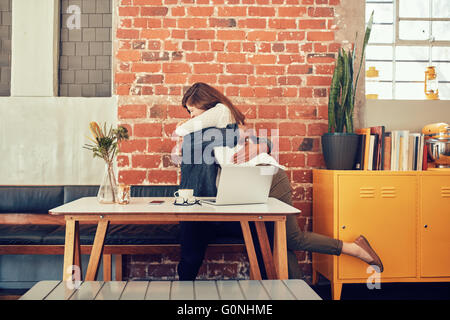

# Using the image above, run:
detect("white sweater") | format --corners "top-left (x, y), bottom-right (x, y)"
top-left (175, 103), bottom-right (233, 136)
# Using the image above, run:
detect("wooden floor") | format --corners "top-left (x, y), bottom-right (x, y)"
top-left (20, 280), bottom-right (322, 300)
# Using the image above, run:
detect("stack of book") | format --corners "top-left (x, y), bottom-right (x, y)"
top-left (354, 126), bottom-right (426, 171)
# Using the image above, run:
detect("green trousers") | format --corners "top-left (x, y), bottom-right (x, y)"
top-left (269, 168), bottom-right (343, 279)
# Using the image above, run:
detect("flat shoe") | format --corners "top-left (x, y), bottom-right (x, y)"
top-left (354, 235), bottom-right (384, 273)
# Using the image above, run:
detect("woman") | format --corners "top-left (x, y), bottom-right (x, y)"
top-left (174, 82), bottom-right (246, 280)
top-left (175, 82), bottom-right (383, 280)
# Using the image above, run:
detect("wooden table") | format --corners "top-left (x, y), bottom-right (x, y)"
top-left (49, 197), bottom-right (299, 282)
top-left (20, 280), bottom-right (321, 300)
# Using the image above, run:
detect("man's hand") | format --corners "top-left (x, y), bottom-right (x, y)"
top-left (232, 139), bottom-right (269, 164)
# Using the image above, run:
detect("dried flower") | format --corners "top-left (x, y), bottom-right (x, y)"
top-left (83, 122), bottom-right (129, 163)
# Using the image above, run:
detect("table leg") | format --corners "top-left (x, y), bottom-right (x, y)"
top-left (85, 219), bottom-right (109, 281)
top-left (62, 219), bottom-right (78, 281)
top-left (103, 254), bottom-right (112, 281)
top-left (240, 221), bottom-right (262, 280)
top-left (273, 220), bottom-right (288, 279)
top-left (74, 223), bottom-right (82, 280)
top-left (254, 221), bottom-right (277, 279)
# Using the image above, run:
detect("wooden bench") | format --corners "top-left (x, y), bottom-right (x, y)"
top-left (19, 280), bottom-right (322, 300)
top-left (0, 185), bottom-right (246, 283)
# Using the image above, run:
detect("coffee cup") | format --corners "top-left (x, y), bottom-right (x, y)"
top-left (174, 189), bottom-right (195, 204)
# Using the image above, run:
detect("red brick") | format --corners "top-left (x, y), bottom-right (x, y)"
top-left (193, 63), bottom-right (224, 74)
top-left (268, 19), bottom-right (297, 29)
top-left (147, 138), bottom-right (177, 153)
top-left (147, 170), bottom-right (178, 184)
top-left (118, 169), bottom-right (146, 184)
top-left (217, 53), bottom-right (246, 63)
top-left (248, 7), bottom-right (275, 16)
top-left (225, 64), bottom-right (253, 74)
top-left (187, 30), bottom-right (215, 40)
top-left (307, 122), bottom-right (328, 136)
top-left (256, 65), bottom-right (284, 75)
top-left (307, 153), bottom-right (326, 168)
top-left (218, 75), bottom-right (247, 85)
top-left (298, 19), bottom-right (327, 29)
top-left (116, 28), bottom-right (139, 39)
top-left (132, 154), bottom-right (162, 169)
top-left (307, 31), bottom-right (335, 41)
top-left (141, 6), bottom-right (169, 16)
top-left (114, 73), bottom-right (136, 84)
top-left (141, 29), bottom-right (171, 39)
top-left (187, 7), bottom-right (214, 16)
top-left (308, 7), bottom-right (334, 17)
top-left (277, 31), bottom-right (305, 41)
top-left (240, 18), bottom-right (267, 28)
top-left (287, 105), bottom-right (317, 119)
top-left (134, 123), bottom-right (163, 137)
top-left (186, 52), bottom-right (214, 62)
top-left (119, 139), bottom-right (147, 153)
top-left (131, 63), bottom-right (161, 73)
top-left (248, 55), bottom-right (276, 65)
top-left (178, 18), bottom-right (208, 28)
top-left (217, 30), bottom-right (246, 40)
top-left (306, 75), bottom-right (332, 86)
top-left (162, 63), bottom-right (191, 73)
top-left (247, 31), bottom-right (277, 41)
top-left (118, 104), bottom-right (146, 119)
top-left (218, 7), bottom-right (248, 16)
top-left (279, 122), bottom-right (307, 136)
top-left (279, 153), bottom-right (306, 167)
top-left (116, 50), bottom-right (141, 62)
top-left (292, 169), bottom-right (312, 183)
top-left (119, 7), bottom-right (139, 16)
top-left (117, 155), bottom-right (130, 167)
top-left (278, 6), bottom-right (307, 17)
top-left (258, 105), bottom-right (287, 119)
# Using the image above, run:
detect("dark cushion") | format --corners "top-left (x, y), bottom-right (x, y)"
top-left (0, 186), bottom-right (64, 214)
top-left (0, 225), bottom-right (60, 245)
top-left (63, 185), bottom-right (99, 203)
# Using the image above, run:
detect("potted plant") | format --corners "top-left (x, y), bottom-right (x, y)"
top-left (322, 11), bottom-right (374, 170)
top-left (84, 122), bottom-right (129, 203)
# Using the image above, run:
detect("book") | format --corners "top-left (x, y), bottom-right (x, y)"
top-left (354, 134), bottom-right (366, 170)
top-left (408, 134), bottom-right (415, 171)
top-left (370, 126), bottom-right (385, 170)
top-left (422, 139), bottom-right (428, 170)
top-left (383, 133), bottom-right (391, 170)
top-left (418, 134), bottom-right (425, 171)
top-left (391, 130), bottom-right (409, 171)
top-left (355, 128), bottom-right (371, 170)
top-left (368, 135), bottom-right (375, 171)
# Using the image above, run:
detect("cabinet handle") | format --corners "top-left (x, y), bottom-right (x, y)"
top-left (342, 226), bottom-right (346, 229)
top-left (424, 224), bottom-right (428, 229)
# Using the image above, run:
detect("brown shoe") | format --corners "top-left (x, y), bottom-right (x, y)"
top-left (354, 235), bottom-right (384, 273)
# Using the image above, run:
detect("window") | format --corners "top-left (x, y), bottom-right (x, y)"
top-left (59, 0), bottom-right (112, 97)
top-left (0, 0), bottom-right (11, 96)
top-left (365, 0), bottom-right (450, 100)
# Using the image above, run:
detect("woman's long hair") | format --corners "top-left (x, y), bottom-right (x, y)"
top-left (182, 82), bottom-right (245, 125)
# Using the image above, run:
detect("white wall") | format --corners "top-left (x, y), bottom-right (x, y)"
top-left (0, 97), bottom-right (117, 185)
top-left (364, 99), bottom-right (450, 133)
top-left (0, 0), bottom-right (116, 185)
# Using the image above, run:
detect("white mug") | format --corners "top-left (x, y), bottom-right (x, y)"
top-left (174, 189), bottom-right (195, 204)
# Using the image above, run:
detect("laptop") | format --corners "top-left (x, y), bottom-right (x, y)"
top-left (201, 166), bottom-right (274, 206)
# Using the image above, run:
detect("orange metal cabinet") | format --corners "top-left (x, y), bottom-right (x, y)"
top-left (420, 175), bottom-right (450, 277)
top-left (312, 170), bottom-right (450, 300)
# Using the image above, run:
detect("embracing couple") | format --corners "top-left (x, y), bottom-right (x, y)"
top-left (173, 82), bottom-right (384, 280)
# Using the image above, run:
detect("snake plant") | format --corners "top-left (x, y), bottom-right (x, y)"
top-left (328, 11), bottom-right (374, 134)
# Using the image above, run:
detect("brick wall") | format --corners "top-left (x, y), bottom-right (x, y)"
top-left (59, 0), bottom-right (112, 97)
top-left (114, 0), bottom-right (342, 281)
top-left (0, 0), bottom-right (11, 96)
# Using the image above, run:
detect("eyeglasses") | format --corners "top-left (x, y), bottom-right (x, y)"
top-left (173, 198), bottom-right (202, 206)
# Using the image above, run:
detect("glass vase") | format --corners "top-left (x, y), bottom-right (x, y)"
top-left (97, 162), bottom-right (118, 204)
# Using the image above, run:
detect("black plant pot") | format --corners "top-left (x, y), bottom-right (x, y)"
top-left (321, 133), bottom-right (359, 170)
